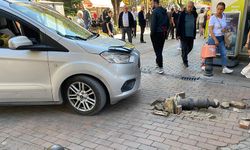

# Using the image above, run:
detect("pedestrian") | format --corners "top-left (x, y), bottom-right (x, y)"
top-left (146, 9), bottom-right (152, 28)
top-left (150, 0), bottom-right (169, 74)
top-left (208, 2), bottom-right (233, 74)
top-left (80, 3), bottom-right (92, 30)
top-left (241, 29), bottom-right (250, 78)
top-left (166, 8), bottom-right (175, 40)
top-left (172, 7), bottom-right (180, 38)
top-left (138, 5), bottom-right (147, 43)
top-left (197, 9), bottom-right (205, 36)
top-left (131, 7), bottom-right (138, 38)
top-left (76, 10), bottom-right (86, 29)
top-left (102, 10), bottom-right (114, 37)
top-left (204, 7), bottom-right (211, 39)
top-left (176, 1), bottom-right (198, 67)
top-left (118, 5), bottom-right (134, 43)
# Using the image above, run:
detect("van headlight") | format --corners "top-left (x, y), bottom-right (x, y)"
top-left (100, 51), bottom-right (132, 64)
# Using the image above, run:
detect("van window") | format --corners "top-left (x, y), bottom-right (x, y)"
top-left (11, 2), bottom-right (93, 40)
top-left (0, 16), bottom-right (40, 48)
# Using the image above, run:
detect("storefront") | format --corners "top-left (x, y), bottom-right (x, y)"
top-left (212, 0), bottom-right (249, 58)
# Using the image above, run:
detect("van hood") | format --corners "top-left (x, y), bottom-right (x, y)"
top-left (76, 35), bottom-right (135, 54)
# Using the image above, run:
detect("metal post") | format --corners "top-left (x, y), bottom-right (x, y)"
top-left (204, 57), bottom-right (214, 77)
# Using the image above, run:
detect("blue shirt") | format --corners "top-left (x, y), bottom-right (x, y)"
top-left (185, 13), bottom-right (195, 37)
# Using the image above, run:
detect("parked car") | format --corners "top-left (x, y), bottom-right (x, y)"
top-left (0, 0), bottom-right (141, 115)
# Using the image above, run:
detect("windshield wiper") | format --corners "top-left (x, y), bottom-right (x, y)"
top-left (87, 33), bottom-right (99, 40)
top-left (56, 31), bottom-right (86, 41)
top-left (64, 35), bottom-right (86, 41)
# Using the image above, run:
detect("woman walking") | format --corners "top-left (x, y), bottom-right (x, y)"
top-left (102, 10), bottom-right (114, 37)
top-left (208, 2), bottom-right (233, 74)
top-left (197, 9), bottom-right (205, 36)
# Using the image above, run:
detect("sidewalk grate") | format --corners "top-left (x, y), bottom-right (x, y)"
top-left (180, 76), bottom-right (200, 81)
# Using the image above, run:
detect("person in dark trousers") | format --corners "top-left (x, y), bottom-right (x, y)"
top-left (166, 8), bottom-right (175, 40)
top-left (146, 9), bottom-right (152, 27)
top-left (138, 5), bottom-right (147, 43)
top-left (118, 5), bottom-right (134, 43)
top-left (150, 0), bottom-right (169, 74)
top-left (172, 7), bottom-right (180, 38)
top-left (177, 1), bottom-right (198, 67)
top-left (131, 7), bottom-right (138, 38)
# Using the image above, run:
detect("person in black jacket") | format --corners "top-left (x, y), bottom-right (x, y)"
top-left (150, 0), bottom-right (169, 74)
top-left (138, 5), bottom-right (146, 43)
top-left (118, 6), bottom-right (134, 43)
top-left (176, 1), bottom-right (198, 67)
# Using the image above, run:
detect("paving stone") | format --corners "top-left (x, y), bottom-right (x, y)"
top-left (136, 138), bottom-right (153, 145)
top-left (80, 141), bottom-right (98, 149)
top-left (138, 144), bottom-right (157, 150)
top-left (123, 140), bottom-right (140, 148)
top-left (152, 141), bottom-right (171, 150)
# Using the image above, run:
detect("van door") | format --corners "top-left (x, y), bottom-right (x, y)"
top-left (0, 11), bottom-right (53, 102)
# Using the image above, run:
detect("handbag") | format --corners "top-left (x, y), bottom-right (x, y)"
top-left (201, 44), bottom-right (216, 59)
top-left (215, 15), bottom-right (233, 48)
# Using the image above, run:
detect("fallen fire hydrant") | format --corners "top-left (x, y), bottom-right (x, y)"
top-left (151, 92), bottom-right (220, 117)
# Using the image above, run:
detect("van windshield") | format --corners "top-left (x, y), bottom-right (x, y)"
top-left (10, 2), bottom-right (93, 40)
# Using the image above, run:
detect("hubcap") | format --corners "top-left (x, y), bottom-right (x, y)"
top-left (67, 82), bottom-right (96, 112)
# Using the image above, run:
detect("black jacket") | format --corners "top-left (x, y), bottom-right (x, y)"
top-left (138, 10), bottom-right (146, 27)
top-left (176, 10), bottom-right (198, 40)
top-left (118, 11), bottom-right (134, 28)
top-left (150, 7), bottom-right (169, 34)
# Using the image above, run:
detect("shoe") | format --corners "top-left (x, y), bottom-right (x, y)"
top-left (184, 63), bottom-right (189, 68)
top-left (157, 68), bottom-right (164, 74)
top-left (140, 41), bottom-right (146, 43)
top-left (201, 65), bottom-right (205, 71)
top-left (241, 63), bottom-right (250, 76)
top-left (177, 47), bottom-right (182, 50)
top-left (222, 67), bottom-right (234, 74)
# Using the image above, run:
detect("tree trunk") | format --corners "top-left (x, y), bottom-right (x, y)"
top-left (111, 0), bottom-right (121, 25)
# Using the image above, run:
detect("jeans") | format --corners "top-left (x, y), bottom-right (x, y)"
top-left (121, 27), bottom-right (132, 43)
top-left (181, 38), bottom-right (194, 64)
top-left (207, 36), bottom-right (227, 67)
top-left (151, 32), bottom-right (166, 68)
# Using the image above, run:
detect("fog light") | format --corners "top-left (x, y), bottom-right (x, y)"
top-left (121, 79), bottom-right (136, 92)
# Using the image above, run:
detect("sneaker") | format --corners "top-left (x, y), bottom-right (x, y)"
top-left (155, 64), bottom-right (159, 69)
top-left (157, 68), bottom-right (164, 74)
top-left (241, 63), bottom-right (250, 76)
top-left (201, 65), bottom-right (205, 71)
top-left (222, 67), bottom-right (234, 74)
top-left (177, 47), bottom-right (182, 50)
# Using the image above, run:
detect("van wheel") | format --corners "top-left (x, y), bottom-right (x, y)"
top-left (62, 76), bottom-right (106, 115)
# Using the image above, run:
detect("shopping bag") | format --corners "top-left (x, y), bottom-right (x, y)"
top-left (201, 44), bottom-right (216, 59)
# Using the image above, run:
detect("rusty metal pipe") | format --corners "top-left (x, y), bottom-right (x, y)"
top-left (177, 98), bottom-right (220, 110)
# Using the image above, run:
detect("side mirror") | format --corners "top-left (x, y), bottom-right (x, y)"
top-left (8, 36), bottom-right (33, 49)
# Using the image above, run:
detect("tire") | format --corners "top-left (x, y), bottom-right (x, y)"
top-left (62, 76), bottom-right (106, 115)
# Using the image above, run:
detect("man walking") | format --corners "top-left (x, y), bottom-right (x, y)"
top-left (172, 7), bottom-right (180, 38)
top-left (131, 7), bottom-right (138, 38)
top-left (118, 6), bottom-right (134, 43)
top-left (138, 5), bottom-right (147, 43)
top-left (81, 3), bottom-right (92, 30)
top-left (151, 0), bottom-right (169, 74)
top-left (166, 8), bottom-right (175, 40)
top-left (177, 1), bottom-right (198, 67)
